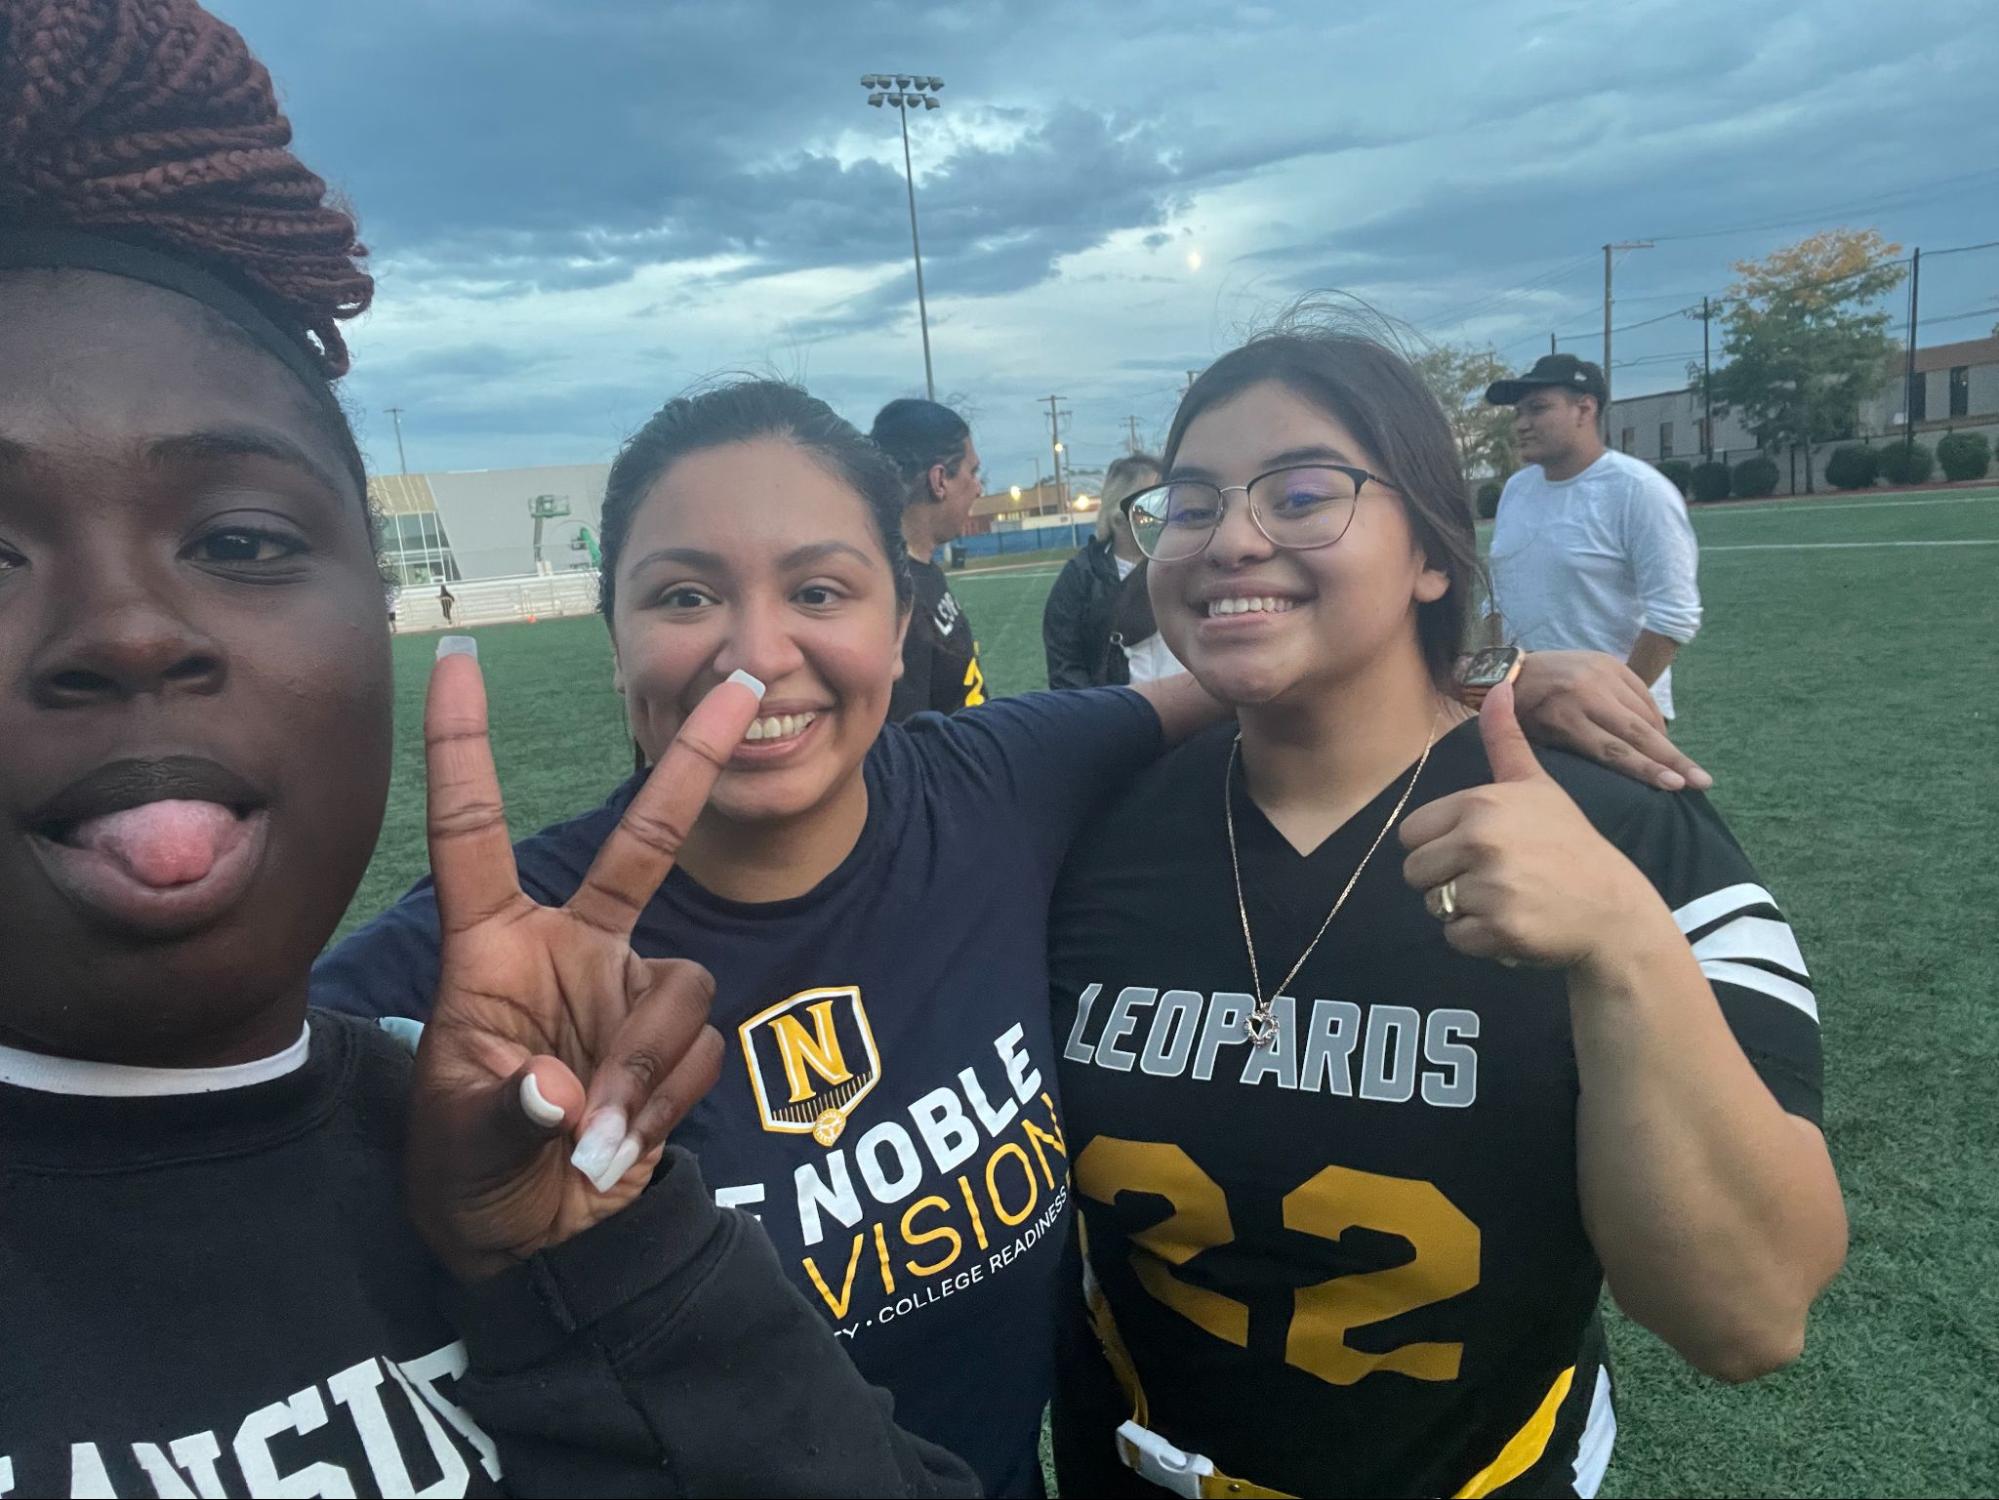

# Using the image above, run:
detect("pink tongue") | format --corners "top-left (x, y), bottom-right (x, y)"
top-left (71, 800), bottom-right (242, 889)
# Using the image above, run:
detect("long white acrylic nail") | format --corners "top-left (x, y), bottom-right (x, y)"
top-left (437, 635), bottom-right (478, 661)
top-left (519, 1073), bottom-right (565, 1128)
top-left (569, 1107), bottom-right (627, 1185)
top-left (588, 1134), bottom-right (645, 1195)
top-left (726, 669), bottom-right (766, 701)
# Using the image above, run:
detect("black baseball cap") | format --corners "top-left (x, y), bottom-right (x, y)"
top-left (1486, 353), bottom-right (1607, 407)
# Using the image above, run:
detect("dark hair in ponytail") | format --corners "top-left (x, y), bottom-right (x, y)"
top-left (597, 380), bottom-right (914, 623)
top-left (868, 398), bottom-right (971, 505)
top-left (1164, 319), bottom-right (1481, 690)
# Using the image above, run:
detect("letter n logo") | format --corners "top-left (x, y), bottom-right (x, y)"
top-left (740, 986), bottom-right (881, 1147)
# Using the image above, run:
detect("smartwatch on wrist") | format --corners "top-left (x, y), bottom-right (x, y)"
top-left (1457, 645), bottom-right (1525, 709)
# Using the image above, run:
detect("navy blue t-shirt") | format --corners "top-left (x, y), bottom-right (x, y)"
top-left (314, 689), bottom-right (1164, 1497)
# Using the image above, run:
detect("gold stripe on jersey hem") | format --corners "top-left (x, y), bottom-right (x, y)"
top-left (1452, 1364), bottom-right (1577, 1499)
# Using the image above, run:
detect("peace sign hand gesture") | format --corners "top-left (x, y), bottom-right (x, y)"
top-left (404, 639), bottom-right (764, 1283)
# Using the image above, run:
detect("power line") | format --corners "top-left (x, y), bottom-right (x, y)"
top-left (1613, 351), bottom-right (1703, 368)
top-left (1614, 304), bottom-right (1701, 334)
top-left (1417, 252), bottom-right (1599, 332)
top-left (1450, 238), bottom-right (1996, 358)
top-left (1920, 303), bottom-right (1999, 328)
top-left (1643, 166), bottom-right (1999, 245)
top-left (1923, 239), bottom-right (1999, 260)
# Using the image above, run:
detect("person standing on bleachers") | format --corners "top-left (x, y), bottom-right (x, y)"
top-left (438, 581), bottom-right (456, 625)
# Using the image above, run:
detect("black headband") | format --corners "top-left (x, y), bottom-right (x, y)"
top-left (0, 228), bottom-right (334, 397)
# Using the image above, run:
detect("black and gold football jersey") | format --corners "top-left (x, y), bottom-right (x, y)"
top-left (1048, 720), bottom-right (1821, 1499)
top-left (890, 558), bottom-right (986, 721)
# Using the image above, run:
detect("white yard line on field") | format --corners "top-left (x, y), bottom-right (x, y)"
top-left (1700, 492), bottom-right (1999, 520)
top-left (1706, 539), bottom-right (1998, 552)
top-left (955, 564), bottom-right (1065, 581)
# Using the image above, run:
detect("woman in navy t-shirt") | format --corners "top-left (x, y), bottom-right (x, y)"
top-left (316, 382), bottom-right (1218, 1494)
top-left (314, 380), bottom-right (1703, 1495)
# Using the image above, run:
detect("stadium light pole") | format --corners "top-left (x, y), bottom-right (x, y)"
top-left (861, 73), bottom-right (943, 401)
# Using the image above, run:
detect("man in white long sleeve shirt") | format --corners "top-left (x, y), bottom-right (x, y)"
top-left (1485, 354), bottom-right (1703, 718)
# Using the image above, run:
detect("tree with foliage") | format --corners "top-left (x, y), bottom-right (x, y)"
top-left (1413, 343), bottom-right (1519, 481)
top-left (1705, 229), bottom-right (1906, 458)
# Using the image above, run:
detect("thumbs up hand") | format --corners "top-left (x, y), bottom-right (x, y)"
top-left (1398, 683), bottom-right (1655, 968)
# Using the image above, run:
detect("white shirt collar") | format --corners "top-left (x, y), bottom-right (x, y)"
top-left (0, 1025), bottom-right (311, 1097)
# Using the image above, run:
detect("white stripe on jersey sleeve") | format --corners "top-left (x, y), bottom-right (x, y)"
top-left (1672, 881), bottom-right (1779, 936)
top-left (1692, 916), bottom-right (1810, 979)
top-left (1699, 959), bottom-right (1820, 1023)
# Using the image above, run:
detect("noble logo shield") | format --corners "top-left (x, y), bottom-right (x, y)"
top-left (739, 985), bottom-right (882, 1147)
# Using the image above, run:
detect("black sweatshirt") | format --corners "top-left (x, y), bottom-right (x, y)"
top-left (0, 1011), bottom-right (978, 1499)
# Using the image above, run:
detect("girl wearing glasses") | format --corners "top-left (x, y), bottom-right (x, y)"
top-left (1047, 324), bottom-right (1845, 1498)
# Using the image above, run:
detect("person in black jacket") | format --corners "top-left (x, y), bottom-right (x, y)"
top-left (0, 5), bottom-right (974, 1495)
top-left (1041, 454), bottom-right (1164, 689)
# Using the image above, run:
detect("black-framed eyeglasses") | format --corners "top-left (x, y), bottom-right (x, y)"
top-left (1126, 463), bottom-right (1391, 562)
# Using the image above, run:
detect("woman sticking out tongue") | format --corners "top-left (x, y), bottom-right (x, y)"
top-left (0, 1), bottom-right (973, 1493)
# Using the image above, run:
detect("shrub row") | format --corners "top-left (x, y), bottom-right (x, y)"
top-left (1823, 434), bottom-right (1989, 489)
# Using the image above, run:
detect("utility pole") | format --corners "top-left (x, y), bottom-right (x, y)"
top-left (1183, 369), bottom-right (1201, 400)
top-left (1602, 241), bottom-right (1653, 441)
top-left (385, 406), bottom-right (409, 475)
top-left (1701, 296), bottom-right (1713, 463)
top-left (1904, 246), bottom-right (1922, 457)
top-left (1042, 395), bottom-right (1069, 512)
top-left (1549, 333), bottom-right (1558, 356)
top-left (1125, 415), bottom-right (1142, 453)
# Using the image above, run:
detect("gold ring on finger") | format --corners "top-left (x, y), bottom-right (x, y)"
top-left (1426, 880), bottom-right (1460, 922)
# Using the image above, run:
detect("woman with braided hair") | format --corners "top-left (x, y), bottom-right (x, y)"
top-left (0, 1), bottom-right (976, 1493)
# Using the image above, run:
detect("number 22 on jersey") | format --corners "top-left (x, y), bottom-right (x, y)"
top-left (1076, 1137), bottom-right (1481, 1386)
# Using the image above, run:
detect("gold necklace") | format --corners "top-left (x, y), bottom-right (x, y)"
top-left (1225, 712), bottom-right (1442, 1049)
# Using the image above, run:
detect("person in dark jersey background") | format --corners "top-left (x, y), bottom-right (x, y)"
top-left (870, 397), bottom-right (988, 719)
top-left (0, 3), bottom-right (977, 1493)
top-left (1047, 321), bottom-right (1846, 1499)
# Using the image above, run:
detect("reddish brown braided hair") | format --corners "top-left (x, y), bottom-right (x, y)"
top-left (0, 0), bottom-right (372, 375)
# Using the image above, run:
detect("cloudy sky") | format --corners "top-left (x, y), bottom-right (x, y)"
top-left (216, 0), bottom-right (1999, 487)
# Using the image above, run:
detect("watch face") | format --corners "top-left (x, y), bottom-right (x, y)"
top-left (1463, 646), bottom-right (1521, 687)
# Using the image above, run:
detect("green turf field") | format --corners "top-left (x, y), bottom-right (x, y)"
top-left (339, 488), bottom-right (1999, 1498)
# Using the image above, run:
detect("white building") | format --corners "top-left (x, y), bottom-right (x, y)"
top-left (368, 462), bottom-right (612, 584)
top-left (1604, 334), bottom-right (1999, 491)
